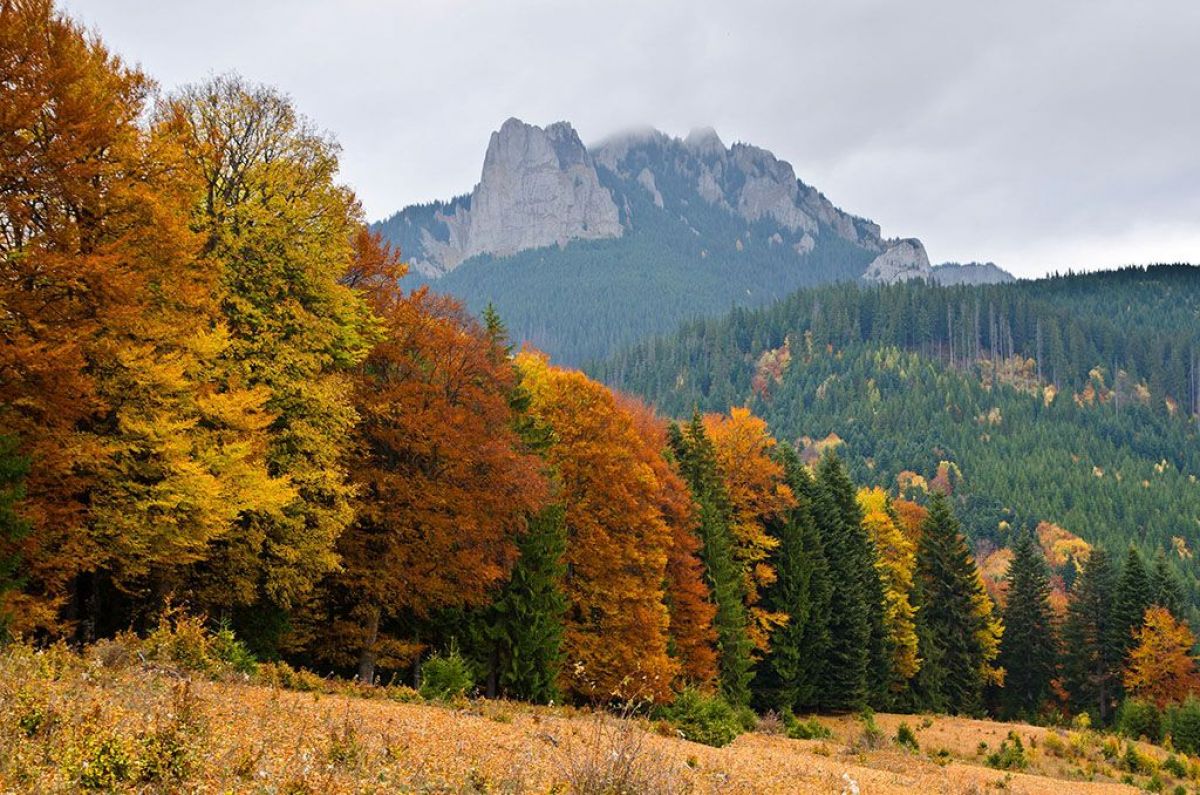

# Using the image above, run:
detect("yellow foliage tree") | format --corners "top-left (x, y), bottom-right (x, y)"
top-left (1124, 606), bottom-right (1200, 708)
top-left (857, 488), bottom-right (920, 682)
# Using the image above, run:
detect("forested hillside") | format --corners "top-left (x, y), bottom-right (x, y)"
top-left (597, 266), bottom-right (1200, 602)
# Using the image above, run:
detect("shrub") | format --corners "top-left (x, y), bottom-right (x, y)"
top-left (654, 687), bottom-right (743, 747)
top-left (986, 732), bottom-right (1028, 771)
top-left (1117, 698), bottom-right (1163, 743)
top-left (783, 712), bottom-right (833, 741)
top-left (895, 721), bottom-right (919, 751)
top-left (854, 707), bottom-right (886, 751)
top-left (211, 622), bottom-right (258, 675)
top-left (1042, 731), bottom-right (1068, 758)
top-left (1162, 754), bottom-right (1188, 778)
top-left (1122, 743), bottom-right (1157, 776)
top-left (419, 645), bottom-right (475, 701)
top-left (1166, 696), bottom-right (1200, 755)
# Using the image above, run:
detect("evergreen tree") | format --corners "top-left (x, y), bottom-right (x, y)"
top-left (1112, 546), bottom-right (1153, 666)
top-left (1151, 548), bottom-right (1186, 620)
top-left (998, 531), bottom-right (1058, 719)
top-left (0, 436), bottom-right (30, 638)
top-left (913, 492), bottom-right (991, 714)
top-left (812, 452), bottom-right (872, 711)
top-left (489, 505), bottom-right (568, 703)
top-left (668, 414), bottom-right (753, 705)
top-left (1061, 548), bottom-right (1121, 723)
top-left (752, 447), bottom-right (831, 712)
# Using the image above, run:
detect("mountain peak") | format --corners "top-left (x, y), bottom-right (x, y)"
top-left (684, 126), bottom-right (725, 155)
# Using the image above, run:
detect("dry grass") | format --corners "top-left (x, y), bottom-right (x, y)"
top-left (0, 638), bottom-right (1187, 793)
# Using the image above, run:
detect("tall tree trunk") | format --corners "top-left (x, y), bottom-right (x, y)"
top-left (357, 604), bottom-right (381, 685)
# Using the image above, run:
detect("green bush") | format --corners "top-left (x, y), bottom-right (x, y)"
top-left (855, 707), bottom-right (886, 750)
top-left (783, 711), bottom-right (833, 740)
top-left (1117, 698), bottom-right (1163, 743)
top-left (895, 721), bottom-right (919, 751)
top-left (655, 687), bottom-right (743, 748)
top-left (419, 645), bottom-right (474, 701)
top-left (986, 732), bottom-right (1028, 771)
top-left (1166, 697), bottom-right (1200, 755)
top-left (1162, 754), bottom-right (1188, 778)
top-left (210, 622), bottom-right (257, 675)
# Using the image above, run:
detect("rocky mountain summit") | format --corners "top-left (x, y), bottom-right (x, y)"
top-left (862, 239), bottom-right (932, 283)
top-left (371, 118), bottom-right (1012, 363)
top-left (398, 119), bottom-right (622, 276)
top-left (378, 118), bottom-right (921, 279)
top-left (930, 261), bottom-right (1016, 285)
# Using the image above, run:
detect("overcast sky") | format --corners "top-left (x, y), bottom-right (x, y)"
top-left (64, 0), bottom-right (1199, 277)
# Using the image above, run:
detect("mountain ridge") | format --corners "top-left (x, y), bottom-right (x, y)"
top-left (372, 118), bottom-right (1013, 363)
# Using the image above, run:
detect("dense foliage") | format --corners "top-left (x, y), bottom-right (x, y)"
top-left (6, 0), bottom-right (1200, 740)
top-left (595, 268), bottom-right (1200, 608)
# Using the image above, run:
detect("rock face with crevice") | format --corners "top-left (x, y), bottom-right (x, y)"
top-left (403, 118), bottom-right (622, 276)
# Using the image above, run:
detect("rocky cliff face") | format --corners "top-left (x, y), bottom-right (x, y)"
top-left (403, 119), bottom-right (622, 276)
top-left (862, 239), bottom-right (933, 283)
top-left (375, 118), bottom-right (925, 280)
top-left (591, 126), bottom-right (886, 254)
top-left (930, 261), bottom-right (1016, 285)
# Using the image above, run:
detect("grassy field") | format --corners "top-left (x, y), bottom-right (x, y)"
top-left (0, 630), bottom-right (1191, 793)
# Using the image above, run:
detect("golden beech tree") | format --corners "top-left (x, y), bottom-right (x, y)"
top-left (858, 487), bottom-right (920, 682)
top-left (517, 353), bottom-right (679, 702)
top-left (0, 0), bottom-right (149, 630)
top-left (322, 236), bottom-right (547, 682)
top-left (156, 75), bottom-right (376, 612)
top-left (703, 407), bottom-right (794, 652)
top-left (0, 0), bottom-right (282, 632)
top-left (1124, 606), bottom-right (1200, 708)
top-left (618, 396), bottom-right (718, 688)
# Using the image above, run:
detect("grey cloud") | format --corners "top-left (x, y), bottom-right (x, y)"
top-left (63, 0), bottom-right (1200, 276)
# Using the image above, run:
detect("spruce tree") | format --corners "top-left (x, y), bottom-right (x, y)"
top-left (812, 452), bottom-right (871, 711)
top-left (0, 436), bottom-right (29, 639)
top-left (913, 492), bottom-right (990, 714)
top-left (1150, 548), bottom-right (1185, 620)
top-left (1111, 546), bottom-right (1153, 667)
top-left (752, 447), bottom-right (831, 713)
top-left (668, 414), bottom-right (753, 705)
top-left (1061, 547), bottom-right (1120, 723)
top-left (998, 531), bottom-right (1058, 719)
top-left (489, 505), bottom-right (568, 703)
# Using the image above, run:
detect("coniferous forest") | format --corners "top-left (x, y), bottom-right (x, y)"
top-left (6, 2), bottom-right (1200, 792)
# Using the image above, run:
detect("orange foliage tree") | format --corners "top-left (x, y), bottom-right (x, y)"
top-left (703, 408), bottom-right (794, 652)
top-left (320, 239), bottom-right (547, 682)
top-left (619, 396), bottom-right (718, 688)
top-left (518, 353), bottom-right (680, 702)
top-left (1124, 606), bottom-right (1200, 708)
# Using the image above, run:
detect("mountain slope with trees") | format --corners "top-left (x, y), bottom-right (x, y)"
top-left (596, 266), bottom-right (1200, 606)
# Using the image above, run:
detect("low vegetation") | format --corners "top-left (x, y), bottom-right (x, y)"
top-left (4, 620), bottom-right (1200, 793)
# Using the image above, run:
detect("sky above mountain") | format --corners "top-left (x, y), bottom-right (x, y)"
top-left (64, 0), bottom-right (1199, 278)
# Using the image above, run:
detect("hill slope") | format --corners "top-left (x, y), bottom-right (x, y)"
top-left (595, 265), bottom-right (1200, 599)
top-left (0, 641), bottom-right (1162, 794)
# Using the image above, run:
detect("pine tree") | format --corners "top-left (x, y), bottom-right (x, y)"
top-left (812, 452), bottom-right (872, 711)
top-left (668, 414), bottom-right (753, 705)
top-left (752, 446), bottom-right (832, 713)
top-left (913, 492), bottom-right (994, 715)
top-left (1150, 549), bottom-right (1185, 620)
top-left (1061, 547), bottom-right (1121, 723)
top-left (1111, 546), bottom-right (1153, 668)
top-left (998, 531), bottom-right (1058, 719)
top-left (490, 505), bottom-right (568, 703)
